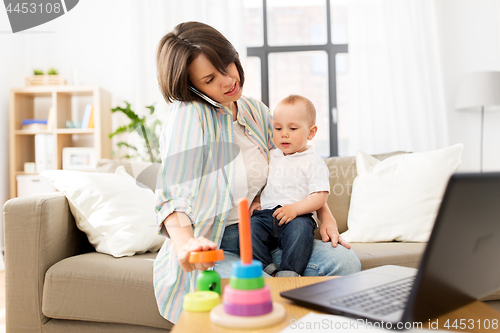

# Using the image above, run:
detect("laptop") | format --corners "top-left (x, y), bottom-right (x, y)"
top-left (281, 172), bottom-right (500, 325)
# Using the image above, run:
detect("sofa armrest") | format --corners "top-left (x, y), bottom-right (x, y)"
top-left (3, 192), bottom-right (91, 333)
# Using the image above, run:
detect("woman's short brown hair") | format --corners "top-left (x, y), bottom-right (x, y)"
top-left (156, 21), bottom-right (245, 103)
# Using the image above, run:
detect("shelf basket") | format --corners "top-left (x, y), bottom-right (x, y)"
top-left (25, 75), bottom-right (67, 86)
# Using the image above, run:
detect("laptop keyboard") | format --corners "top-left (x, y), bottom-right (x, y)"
top-left (329, 277), bottom-right (415, 316)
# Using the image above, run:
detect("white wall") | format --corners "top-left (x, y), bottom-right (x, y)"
top-left (436, 0), bottom-right (500, 172)
top-left (17, 1), bottom-right (137, 103)
top-left (0, 10), bottom-right (25, 250)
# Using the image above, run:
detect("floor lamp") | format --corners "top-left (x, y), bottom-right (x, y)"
top-left (455, 71), bottom-right (500, 172)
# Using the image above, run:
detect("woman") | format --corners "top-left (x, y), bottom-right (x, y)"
top-left (154, 21), bottom-right (360, 323)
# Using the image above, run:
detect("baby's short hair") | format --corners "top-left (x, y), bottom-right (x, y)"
top-left (277, 95), bottom-right (316, 125)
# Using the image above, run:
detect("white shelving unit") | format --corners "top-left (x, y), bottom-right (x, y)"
top-left (8, 85), bottom-right (112, 198)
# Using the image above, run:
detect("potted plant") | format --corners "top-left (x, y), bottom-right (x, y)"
top-left (109, 101), bottom-right (162, 163)
top-left (26, 68), bottom-right (66, 86)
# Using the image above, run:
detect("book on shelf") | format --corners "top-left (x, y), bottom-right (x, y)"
top-left (81, 104), bottom-right (94, 129)
top-left (22, 119), bottom-right (47, 131)
top-left (47, 106), bottom-right (55, 130)
top-left (35, 134), bottom-right (56, 172)
top-left (88, 106), bottom-right (94, 129)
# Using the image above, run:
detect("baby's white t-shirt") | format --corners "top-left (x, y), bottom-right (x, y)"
top-left (260, 146), bottom-right (330, 210)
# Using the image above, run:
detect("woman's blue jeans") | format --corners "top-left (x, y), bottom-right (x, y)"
top-left (214, 223), bottom-right (361, 278)
top-left (250, 208), bottom-right (315, 276)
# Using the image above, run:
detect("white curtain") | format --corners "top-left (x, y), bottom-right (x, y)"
top-left (129, 0), bottom-right (245, 117)
top-left (347, 0), bottom-right (449, 155)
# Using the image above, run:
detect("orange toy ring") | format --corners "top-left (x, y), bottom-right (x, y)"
top-left (189, 249), bottom-right (225, 263)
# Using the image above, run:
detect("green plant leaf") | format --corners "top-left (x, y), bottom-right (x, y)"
top-left (111, 101), bottom-right (141, 122)
top-left (109, 125), bottom-right (129, 138)
top-left (116, 142), bottom-right (138, 151)
top-left (146, 104), bottom-right (155, 115)
top-left (151, 119), bottom-right (162, 130)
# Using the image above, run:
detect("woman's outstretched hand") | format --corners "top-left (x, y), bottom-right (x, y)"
top-left (319, 218), bottom-right (351, 249)
top-left (178, 237), bottom-right (217, 272)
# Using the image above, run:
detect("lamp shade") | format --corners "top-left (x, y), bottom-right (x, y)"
top-left (455, 71), bottom-right (500, 112)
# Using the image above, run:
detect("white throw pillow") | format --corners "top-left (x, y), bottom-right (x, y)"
top-left (40, 166), bottom-right (165, 257)
top-left (341, 144), bottom-right (463, 243)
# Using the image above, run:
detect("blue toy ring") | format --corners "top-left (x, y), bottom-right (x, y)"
top-left (231, 260), bottom-right (263, 279)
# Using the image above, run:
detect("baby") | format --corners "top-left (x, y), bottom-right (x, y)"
top-left (250, 95), bottom-right (330, 277)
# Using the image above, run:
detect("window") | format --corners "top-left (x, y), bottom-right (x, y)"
top-left (244, 0), bottom-right (349, 157)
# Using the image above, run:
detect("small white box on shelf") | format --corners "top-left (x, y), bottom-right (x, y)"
top-left (62, 147), bottom-right (96, 171)
top-left (16, 175), bottom-right (57, 197)
top-left (24, 162), bottom-right (36, 173)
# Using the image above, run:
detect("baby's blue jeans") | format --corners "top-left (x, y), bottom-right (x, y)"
top-left (214, 221), bottom-right (361, 278)
top-left (250, 208), bottom-right (315, 276)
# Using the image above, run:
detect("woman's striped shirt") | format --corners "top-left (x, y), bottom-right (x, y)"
top-left (153, 96), bottom-right (274, 323)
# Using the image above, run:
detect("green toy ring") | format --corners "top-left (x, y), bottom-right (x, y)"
top-left (229, 276), bottom-right (265, 290)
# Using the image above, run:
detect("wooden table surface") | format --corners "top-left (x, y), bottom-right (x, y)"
top-left (172, 276), bottom-right (500, 333)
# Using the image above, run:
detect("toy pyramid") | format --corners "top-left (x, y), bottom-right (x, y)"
top-left (210, 198), bottom-right (286, 329)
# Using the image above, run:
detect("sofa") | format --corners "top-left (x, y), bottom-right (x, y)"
top-left (4, 152), bottom-right (497, 332)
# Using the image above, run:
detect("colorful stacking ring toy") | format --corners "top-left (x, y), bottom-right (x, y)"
top-left (209, 198), bottom-right (286, 329)
top-left (223, 285), bottom-right (271, 305)
top-left (183, 291), bottom-right (220, 312)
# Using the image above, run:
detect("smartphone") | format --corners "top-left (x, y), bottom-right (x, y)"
top-left (189, 86), bottom-right (224, 109)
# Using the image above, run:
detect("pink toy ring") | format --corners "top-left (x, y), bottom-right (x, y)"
top-left (223, 300), bottom-right (273, 317)
top-left (223, 285), bottom-right (271, 305)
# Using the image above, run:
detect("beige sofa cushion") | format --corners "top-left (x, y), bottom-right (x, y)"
top-left (350, 242), bottom-right (427, 271)
top-left (42, 252), bottom-right (172, 330)
top-left (323, 152), bottom-right (406, 234)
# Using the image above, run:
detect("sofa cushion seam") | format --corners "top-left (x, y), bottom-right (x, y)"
top-left (363, 259), bottom-right (421, 268)
top-left (46, 274), bottom-right (154, 290)
top-left (42, 313), bottom-right (168, 329)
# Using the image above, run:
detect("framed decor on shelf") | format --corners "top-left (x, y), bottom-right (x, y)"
top-left (62, 147), bottom-right (97, 171)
